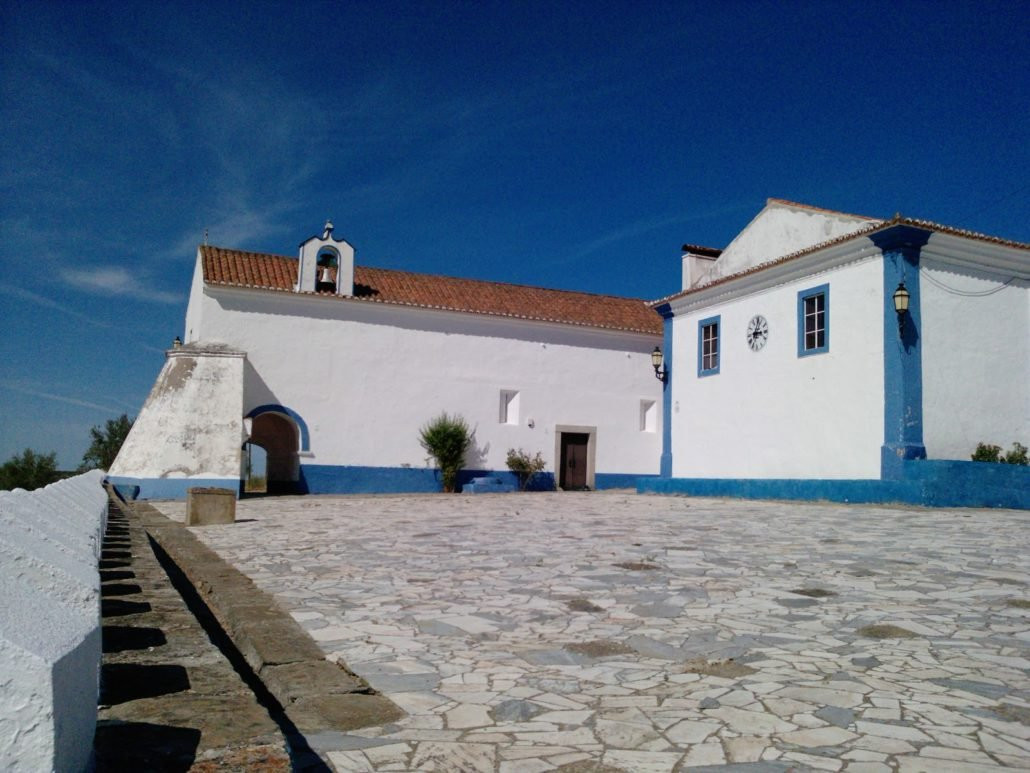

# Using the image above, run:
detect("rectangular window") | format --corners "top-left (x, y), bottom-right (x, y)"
top-left (797, 284), bottom-right (830, 356)
top-left (500, 390), bottom-right (520, 425)
top-left (697, 315), bottom-right (720, 376)
top-left (640, 400), bottom-right (656, 432)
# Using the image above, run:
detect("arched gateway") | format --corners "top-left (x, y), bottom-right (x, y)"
top-left (245, 405), bottom-right (309, 494)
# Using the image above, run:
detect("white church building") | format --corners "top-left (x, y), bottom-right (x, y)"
top-left (110, 200), bottom-right (1028, 507)
top-left (109, 222), bottom-right (664, 498)
top-left (639, 199), bottom-right (1029, 509)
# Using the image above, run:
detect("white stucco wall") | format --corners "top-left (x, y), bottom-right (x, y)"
top-left (920, 258), bottom-right (1030, 460)
top-left (195, 287), bottom-right (662, 478)
top-left (697, 203), bottom-right (878, 287)
top-left (670, 256), bottom-right (885, 479)
top-left (110, 345), bottom-right (245, 481)
top-left (183, 249), bottom-right (205, 343)
top-left (0, 471), bottom-right (106, 773)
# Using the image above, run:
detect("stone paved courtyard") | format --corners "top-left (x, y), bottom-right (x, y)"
top-left (153, 492), bottom-right (1030, 772)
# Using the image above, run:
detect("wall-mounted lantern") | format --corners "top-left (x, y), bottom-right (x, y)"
top-left (651, 346), bottom-right (668, 383)
top-left (892, 282), bottom-right (910, 333)
top-left (173, 336), bottom-right (183, 349)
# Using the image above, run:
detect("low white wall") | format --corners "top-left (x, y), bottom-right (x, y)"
top-left (0, 470), bottom-right (107, 773)
top-left (921, 259), bottom-right (1030, 459)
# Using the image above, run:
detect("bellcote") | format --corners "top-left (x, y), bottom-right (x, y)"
top-left (296, 220), bottom-right (355, 296)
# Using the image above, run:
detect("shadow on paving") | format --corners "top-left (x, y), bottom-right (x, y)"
top-left (93, 723), bottom-right (201, 772)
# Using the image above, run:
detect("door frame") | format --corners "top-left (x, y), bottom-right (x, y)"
top-left (554, 425), bottom-right (596, 490)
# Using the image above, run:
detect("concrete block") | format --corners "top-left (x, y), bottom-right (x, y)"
top-left (186, 487), bottom-right (236, 526)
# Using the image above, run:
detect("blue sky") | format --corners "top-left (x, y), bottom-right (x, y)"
top-left (1, 0), bottom-right (1027, 468)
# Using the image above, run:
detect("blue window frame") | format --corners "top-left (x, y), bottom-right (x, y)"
top-left (797, 283), bottom-right (830, 356)
top-left (697, 315), bottom-right (720, 376)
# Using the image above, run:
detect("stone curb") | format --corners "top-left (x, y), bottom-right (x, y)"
top-left (118, 493), bottom-right (405, 738)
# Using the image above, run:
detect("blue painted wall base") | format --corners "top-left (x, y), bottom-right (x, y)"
top-left (300, 466), bottom-right (646, 494)
top-left (637, 459), bottom-right (1029, 510)
top-left (596, 473), bottom-right (659, 489)
top-left (106, 476), bottom-right (241, 500)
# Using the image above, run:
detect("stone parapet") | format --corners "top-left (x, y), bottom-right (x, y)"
top-left (0, 470), bottom-right (107, 772)
top-left (133, 501), bottom-right (403, 752)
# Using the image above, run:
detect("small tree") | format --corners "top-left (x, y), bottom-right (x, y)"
top-left (1004, 442), bottom-right (1029, 466)
top-left (0, 449), bottom-right (60, 491)
top-left (80, 414), bottom-right (134, 471)
top-left (971, 443), bottom-right (1002, 463)
top-left (419, 413), bottom-right (471, 492)
top-left (972, 441), bottom-right (1029, 465)
top-left (506, 448), bottom-right (547, 491)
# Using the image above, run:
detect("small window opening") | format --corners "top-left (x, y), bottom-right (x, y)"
top-left (640, 400), bottom-right (656, 432)
top-left (500, 390), bottom-right (520, 425)
top-left (797, 284), bottom-right (830, 356)
top-left (697, 315), bottom-right (721, 376)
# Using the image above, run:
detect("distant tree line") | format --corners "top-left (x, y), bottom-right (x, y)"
top-left (0, 414), bottom-right (134, 491)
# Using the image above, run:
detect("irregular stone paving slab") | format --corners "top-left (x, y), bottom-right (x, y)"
top-left (153, 492), bottom-right (1030, 771)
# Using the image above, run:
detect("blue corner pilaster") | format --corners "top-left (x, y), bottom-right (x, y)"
top-left (655, 303), bottom-right (674, 477)
top-left (874, 225), bottom-right (930, 479)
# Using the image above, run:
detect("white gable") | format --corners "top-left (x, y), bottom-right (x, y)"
top-left (693, 200), bottom-right (880, 288)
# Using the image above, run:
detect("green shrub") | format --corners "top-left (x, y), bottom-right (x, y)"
top-left (971, 443), bottom-right (1002, 463)
top-left (419, 413), bottom-right (471, 492)
top-left (1004, 442), bottom-right (1029, 466)
top-left (972, 441), bottom-right (1028, 465)
top-left (506, 448), bottom-right (547, 491)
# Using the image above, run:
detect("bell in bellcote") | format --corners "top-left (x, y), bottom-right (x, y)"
top-left (316, 266), bottom-right (336, 293)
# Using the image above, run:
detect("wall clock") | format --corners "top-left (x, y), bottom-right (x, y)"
top-left (747, 315), bottom-right (769, 351)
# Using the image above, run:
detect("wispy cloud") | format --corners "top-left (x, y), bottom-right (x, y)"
top-left (563, 202), bottom-right (753, 264)
top-left (59, 266), bottom-right (182, 304)
top-left (0, 380), bottom-right (125, 414)
top-left (0, 282), bottom-right (113, 327)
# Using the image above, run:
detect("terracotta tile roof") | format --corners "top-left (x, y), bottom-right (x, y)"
top-left (200, 245), bottom-right (662, 335)
top-left (653, 214), bottom-right (1030, 307)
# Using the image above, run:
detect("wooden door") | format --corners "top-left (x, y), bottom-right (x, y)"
top-left (560, 433), bottom-right (590, 490)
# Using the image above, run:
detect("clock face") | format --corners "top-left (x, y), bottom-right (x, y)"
top-left (747, 315), bottom-right (769, 351)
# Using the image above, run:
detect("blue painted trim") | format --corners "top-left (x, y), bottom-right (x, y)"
top-left (655, 303), bottom-right (674, 477)
top-left (638, 476), bottom-right (918, 504)
top-left (245, 403), bottom-right (311, 451)
top-left (301, 466), bottom-right (549, 494)
top-left (300, 464), bottom-right (440, 494)
top-left (696, 314), bottom-right (721, 377)
top-left (105, 475), bottom-right (240, 501)
top-left (299, 465), bottom-right (652, 494)
top-left (797, 283), bottom-right (830, 357)
top-left (874, 225), bottom-right (930, 477)
top-left (596, 473), bottom-right (659, 489)
top-left (637, 462), bottom-right (1029, 509)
